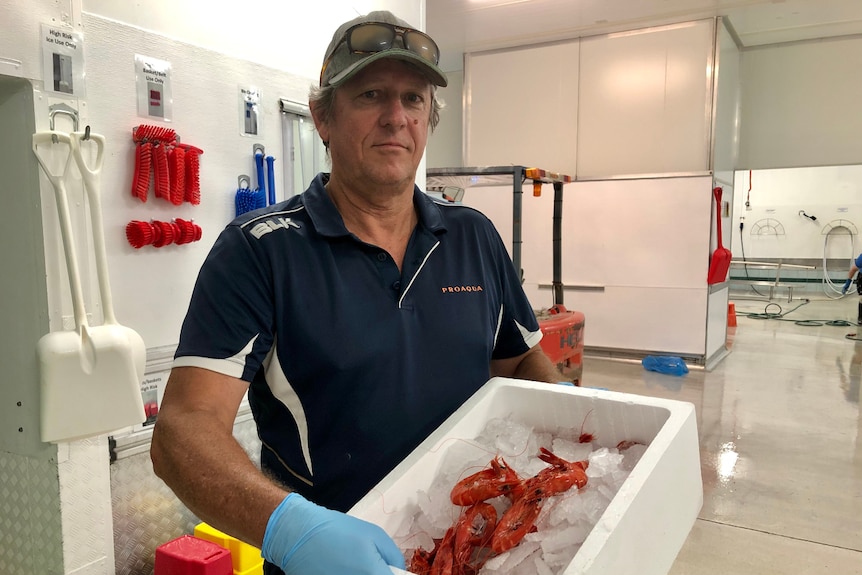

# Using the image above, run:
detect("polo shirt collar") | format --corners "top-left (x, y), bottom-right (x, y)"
top-left (302, 173), bottom-right (447, 237)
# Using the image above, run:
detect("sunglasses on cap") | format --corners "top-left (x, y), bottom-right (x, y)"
top-left (321, 22), bottom-right (441, 83)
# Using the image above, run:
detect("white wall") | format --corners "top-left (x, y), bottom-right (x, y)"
top-left (463, 40), bottom-right (580, 174)
top-left (731, 166), bottom-right (862, 266)
top-left (713, 19), bottom-right (740, 186)
top-left (83, 0), bottom-right (426, 82)
top-left (461, 175), bottom-right (715, 356)
top-left (576, 20), bottom-right (715, 178)
top-left (427, 70), bottom-right (463, 168)
top-left (443, 19), bottom-right (725, 358)
top-left (739, 35), bottom-right (862, 170)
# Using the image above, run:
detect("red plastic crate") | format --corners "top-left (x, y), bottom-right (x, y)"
top-left (155, 535), bottom-right (233, 575)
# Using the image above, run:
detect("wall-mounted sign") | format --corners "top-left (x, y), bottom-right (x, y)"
top-left (135, 54), bottom-right (173, 121)
top-left (240, 85), bottom-right (262, 137)
top-left (138, 370), bottom-right (169, 429)
top-left (41, 24), bottom-right (85, 97)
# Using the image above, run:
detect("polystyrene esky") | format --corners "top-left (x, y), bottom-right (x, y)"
top-left (353, 377), bottom-right (703, 575)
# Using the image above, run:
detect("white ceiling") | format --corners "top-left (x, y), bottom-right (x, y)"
top-left (427, 0), bottom-right (862, 71)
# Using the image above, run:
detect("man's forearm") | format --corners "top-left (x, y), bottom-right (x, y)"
top-left (151, 411), bottom-right (288, 548)
top-left (510, 346), bottom-right (566, 383)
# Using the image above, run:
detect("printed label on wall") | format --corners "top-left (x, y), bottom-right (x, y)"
top-left (240, 85), bottom-right (262, 137)
top-left (41, 24), bottom-right (86, 97)
top-left (138, 371), bottom-right (169, 428)
top-left (135, 54), bottom-right (173, 121)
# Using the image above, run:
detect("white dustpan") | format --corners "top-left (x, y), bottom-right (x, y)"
top-left (33, 130), bottom-right (146, 443)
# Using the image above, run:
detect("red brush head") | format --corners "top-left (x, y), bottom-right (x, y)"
top-left (125, 221), bottom-right (154, 249)
top-left (152, 144), bottom-right (171, 202)
top-left (183, 150), bottom-right (201, 205)
top-left (133, 124), bottom-right (177, 144)
top-left (169, 147), bottom-right (186, 206)
top-left (152, 220), bottom-right (175, 247)
top-left (173, 219), bottom-right (197, 244)
top-left (131, 142), bottom-right (153, 202)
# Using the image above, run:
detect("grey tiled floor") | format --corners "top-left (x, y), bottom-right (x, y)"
top-left (581, 293), bottom-right (862, 574)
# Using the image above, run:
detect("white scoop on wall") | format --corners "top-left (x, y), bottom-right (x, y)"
top-left (32, 129), bottom-right (146, 444)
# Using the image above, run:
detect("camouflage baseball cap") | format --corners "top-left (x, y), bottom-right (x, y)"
top-left (320, 11), bottom-right (448, 88)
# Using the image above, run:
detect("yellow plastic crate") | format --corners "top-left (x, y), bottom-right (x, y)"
top-left (194, 522), bottom-right (263, 575)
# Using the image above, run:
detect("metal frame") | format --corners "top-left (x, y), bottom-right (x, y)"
top-left (426, 166), bottom-right (573, 282)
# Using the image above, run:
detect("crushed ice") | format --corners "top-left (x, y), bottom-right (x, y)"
top-left (395, 416), bottom-right (648, 574)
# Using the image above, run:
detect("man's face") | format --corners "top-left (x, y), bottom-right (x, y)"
top-left (316, 59), bottom-right (432, 193)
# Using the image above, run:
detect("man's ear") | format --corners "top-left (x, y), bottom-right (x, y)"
top-left (310, 101), bottom-right (330, 147)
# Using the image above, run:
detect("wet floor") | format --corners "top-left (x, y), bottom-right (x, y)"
top-left (580, 293), bottom-right (862, 574)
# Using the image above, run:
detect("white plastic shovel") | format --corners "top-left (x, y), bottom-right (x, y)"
top-left (33, 130), bottom-right (146, 443)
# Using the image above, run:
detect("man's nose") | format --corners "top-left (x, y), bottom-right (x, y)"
top-left (380, 96), bottom-right (410, 127)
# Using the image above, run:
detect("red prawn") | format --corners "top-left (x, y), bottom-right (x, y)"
top-left (526, 447), bottom-right (589, 495)
top-left (408, 547), bottom-right (435, 575)
top-left (429, 527), bottom-right (456, 575)
top-left (453, 502), bottom-right (497, 569)
top-left (450, 456), bottom-right (523, 505)
top-left (488, 483), bottom-right (546, 554)
top-left (489, 447), bottom-right (589, 554)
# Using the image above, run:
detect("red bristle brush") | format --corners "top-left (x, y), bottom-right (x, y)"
top-left (170, 220), bottom-right (183, 243)
top-left (152, 142), bottom-right (171, 202)
top-left (180, 144), bottom-right (203, 205)
top-left (168, 145), bottom-right (185, 206)
top-left (130, 142), bottom-right (152, 202)
top-left (152, 220), bottom-right (175, 247)
top-left (174, 218), bottom-right (196, 244)
top-left (125, 220), bottom-right (155, 249)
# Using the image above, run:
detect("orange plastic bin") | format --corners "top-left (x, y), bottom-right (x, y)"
top-left (537, 304), bottom-right (586, 383)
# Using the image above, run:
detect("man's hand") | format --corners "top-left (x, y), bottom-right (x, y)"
top-left (262, 493), bottom-right (405, 575)
top-left (843, 278), bottom-right (853, 294)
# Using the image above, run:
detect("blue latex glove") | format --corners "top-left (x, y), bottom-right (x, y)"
top-left (843, 278), bottom-right (853, 294)
top-left (262, 492), bottom-right (405, 575)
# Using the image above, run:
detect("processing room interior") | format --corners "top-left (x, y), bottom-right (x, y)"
top-left (2, 0), bottom-right (862, 574)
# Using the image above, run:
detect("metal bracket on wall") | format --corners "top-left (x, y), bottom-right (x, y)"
top-left (279, 98), bottom-right (311, 117)
top-left (48, 102), bottom-right (79, 132)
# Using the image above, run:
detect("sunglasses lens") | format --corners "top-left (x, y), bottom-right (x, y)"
top-left (349, 24), bottom-right (396, 52)
top-left (404, 31), bottom-right (440, 65)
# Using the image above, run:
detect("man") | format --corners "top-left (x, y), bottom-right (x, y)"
top-left (842, 253), bottom-right (862, 324)
top-left (151, 10), bottom-right (566, 575)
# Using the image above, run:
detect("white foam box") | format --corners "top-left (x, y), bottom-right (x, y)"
top-left (349, 377), bottom-right (703, 575)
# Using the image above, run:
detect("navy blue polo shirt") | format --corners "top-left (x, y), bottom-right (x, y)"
top-left (174, 173), bottom-right (542, 511)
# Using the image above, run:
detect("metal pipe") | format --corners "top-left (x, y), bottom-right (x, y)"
top-left (553, 180), bottom-right (564, 305)
top-left (512, 173), bottom-right (523, 281)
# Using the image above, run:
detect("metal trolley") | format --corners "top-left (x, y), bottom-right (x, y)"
top-left (426, 166), bottom-right (585, 383)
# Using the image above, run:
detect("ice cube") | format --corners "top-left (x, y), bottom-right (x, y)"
top-left (534, 555), bottom-right (555, 575)
top-left (498, 541), bottom-right (542, 573)
top-left (540, 522), bottom-right (589, 554)
top-left (587, 447), bottom-right (624, 478)
top-left (551, 436), bottom-right (593, 463)
top-left (543, 544), bottom-right (581, 570)
top-left (496, 421), bottom-right (534, 456)
top-left (621, 442), bottom-right (649, 471)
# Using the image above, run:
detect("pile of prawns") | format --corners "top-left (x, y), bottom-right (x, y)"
top-left (407, 446), bottom-right (589, 575)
